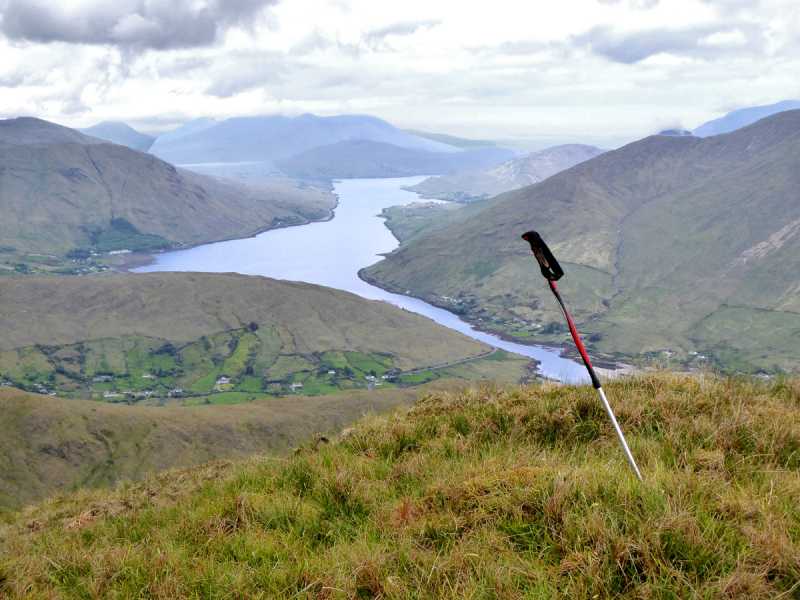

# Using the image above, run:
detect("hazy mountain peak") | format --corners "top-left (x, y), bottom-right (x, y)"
top-left (151, 118), bottom-right (218, 147)
top-left (693, 99), bottom-right (800, 137)
top-left (80, 121), bottom-right (155, 152)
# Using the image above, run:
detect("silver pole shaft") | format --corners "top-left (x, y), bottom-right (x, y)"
top-left (597, 386), bottom-right (643, 481)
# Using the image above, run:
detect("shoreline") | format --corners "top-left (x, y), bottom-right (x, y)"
top-left (357, 267), bottom-right (635, 376)
top-left (113, 192), bottom-right (340, 273)
top-left (364, 202), bottom-right (636, 376)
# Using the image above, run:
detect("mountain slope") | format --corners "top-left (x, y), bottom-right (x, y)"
top-left (277, 140), bottom-right (515, 179)
top-left (79, 121), bottom-right (155, 151)
top-left (408, 144), bottom-right (605, 201)
top-left (0, 118), bottom-right (334, 258)
top-left (693, 99), bottom-right (800, 137)
top-left (0, 385), bottom-right (420, 510)
top-left (149, 113), bottom-right (458, 165)
top-left (3, 373), bottom-right (799, 597)
top-left (0, 273), bottom-right (488, 365)
top-left (364, 110), bottom-right (800, 372)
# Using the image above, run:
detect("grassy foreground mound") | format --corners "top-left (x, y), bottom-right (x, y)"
top-left (2, 374), bottom-right (799, 598)
top-left (0, 386), bottom-right (424, 511)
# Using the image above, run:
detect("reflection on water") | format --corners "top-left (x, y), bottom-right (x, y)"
top-left (136, 176), bottom-right (587, 383)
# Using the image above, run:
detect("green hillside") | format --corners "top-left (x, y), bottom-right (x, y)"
top-left (2, 373), bottom-right (798, 597)
top-left (365, 110), bottom-right (800, 373)
top-left (0, 385), bottom-right (425, 511)
top-left (0, 118), bottom-right (334, 275)
top-left (0, 273), bottom-right (532, 402)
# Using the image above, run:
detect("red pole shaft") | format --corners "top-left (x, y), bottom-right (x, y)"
top-left (548, 279), bottom-right (600, 389)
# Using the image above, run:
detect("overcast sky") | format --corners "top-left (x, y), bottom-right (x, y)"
top-left (0, 0), bottom-right (798, 146)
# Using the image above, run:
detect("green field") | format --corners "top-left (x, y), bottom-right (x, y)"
top-left (0, 330), bottom-right (531, 404)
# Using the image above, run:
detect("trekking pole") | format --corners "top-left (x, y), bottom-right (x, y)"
top-left (521, 230), bottom-right (643, 481)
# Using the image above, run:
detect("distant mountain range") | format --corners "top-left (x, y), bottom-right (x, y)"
top-left (693, 100), bottom-right (800, 137)
top-left (277, 139), bottom-right (515, 180)
top-left (403, 129), bottom-right (499, 149)
top-left (150, 117), bottom-right (218, 146)
top-left (0, 117), bottom-right (335, 261)
top-left (143, 114), bottom-right (516, 180)
top-left (80, 121), bottom-right (156, 151)
top-left (407, 144), bottom-right (605, 202)
top-left (364, 110), bottom-right (800, 372)
top-left (70, 115), bottom-right (518, 182)
top-left (148, 114), bottom-right (459, 165)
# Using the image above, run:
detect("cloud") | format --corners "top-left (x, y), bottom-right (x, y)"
top-left (289, 30), bottom-right (360, 58)
top-left (0, 0), bottom-right (277, 50)
top-left (363, 19), bottom-right (440, 49)
top-left (574, 24), bottom-right (764, 63)
top-left (0, 69), bottom-right (31, 87)
top-left (597, 0), bottom-right (660, 8)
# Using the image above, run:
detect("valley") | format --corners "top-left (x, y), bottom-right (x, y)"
top-left (364, 111), bottom-right (800, 374)
top-left (2, 2), bottom-right (800, 594)
top-left (137, 177), bottom-right (589, 382)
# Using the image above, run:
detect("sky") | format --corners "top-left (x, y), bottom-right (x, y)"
top-left (0, 0), bottom-right (798, 147)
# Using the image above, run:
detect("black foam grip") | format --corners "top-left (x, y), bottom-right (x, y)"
top-left (521, 231), bottom-right (564, 281)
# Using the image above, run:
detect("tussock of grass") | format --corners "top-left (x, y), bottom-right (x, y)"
top-left (2, 373), bottom-right (799, 598)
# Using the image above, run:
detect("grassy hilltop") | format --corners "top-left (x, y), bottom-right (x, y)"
top-left (2, 373), bottom-right (798, 598)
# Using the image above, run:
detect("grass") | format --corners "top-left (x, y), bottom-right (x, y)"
top-left (0, 384), bottom-right (431, 511)
top-left (2, 372), bottom-right (798, 598)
